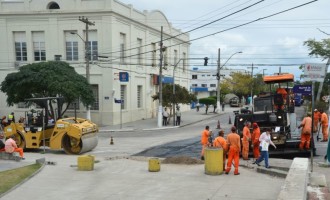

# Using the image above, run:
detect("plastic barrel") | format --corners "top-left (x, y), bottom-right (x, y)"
top-left (148, 158), bottom-right (160, 172)
top-left (204, 148), bottom-right (223, 175)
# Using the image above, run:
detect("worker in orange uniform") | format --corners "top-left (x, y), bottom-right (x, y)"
top-left (242, 121), bottom-right (251, 160)
top-left (200, 125), bottom-right (211, 160)
top-left (225, 126), bottom-right (241, 175)
top-left (313, 109), bottom-right (321, 133)
top-left (251, 122), bottom-right (261, 159)
top-left (5, 134), bottom-right (25, 160)
top-left (320, 109), bottom-right (328, 142)
top-left (298, 112), bottom-right (312, 150)
top-left (213, 130), bottom-right (228, 170)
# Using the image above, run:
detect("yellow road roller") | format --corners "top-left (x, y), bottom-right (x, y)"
top-left (3, 97), bottom-right (98, 154)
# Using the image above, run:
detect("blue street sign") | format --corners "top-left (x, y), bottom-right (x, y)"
top-left (119, 72), bottom-right (129, 82)
top-left (292, 85), bottom-right (312, 95)
top-left (114, 99), bottom-right (124, 104)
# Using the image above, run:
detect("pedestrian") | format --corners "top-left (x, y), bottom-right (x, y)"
top-left (320, 109), bottom-right (328, 142)
top-left (242, 121), bottom-right (251, 160)
top-left (253, 128), bottom-right (276, 168)
top-left (313, 109), bottom-right (321, 133)
top-left (298, 112), bottom-right (312, 150)
top-left (8, 112), bottom-right (15, 124)
top-left (5, 134), bottom-right (25, 160)
top-left (200, 125), bottom-right (211, 160)
top-left (251, 122), bottom-right (261, 159)
top-left (196, 102), bottom-right (200, 112)
top-left (162, 108), bottom-right (169, 126)
top-left (213, 129), bottom-right (228, 170)
top-left (176, 108), bottom-right (181, 126)
top-left (225, 126), bottom-right (241, 175)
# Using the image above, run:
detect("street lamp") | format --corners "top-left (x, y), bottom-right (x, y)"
top-left (216, 49), bottom-right (242, 113)
top-left (70, 32), bottom-right (91, 120)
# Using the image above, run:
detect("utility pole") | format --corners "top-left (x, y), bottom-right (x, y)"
top-left (79, 16), bottom-right (95, 120)
top-left (216, 48), bottom-right (221, 113)
top-left (247, 63), bottom-right (258, 106)
top-left (158, 26), bottom-right (164, 128)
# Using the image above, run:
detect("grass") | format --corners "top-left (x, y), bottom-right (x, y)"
top-left (0, 163), bottom-right (42, 195)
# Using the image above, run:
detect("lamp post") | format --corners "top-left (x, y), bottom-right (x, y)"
top-left (216, 49), bottom-right (242, 113)
top-left (70, 32), bottom-right (91, 120)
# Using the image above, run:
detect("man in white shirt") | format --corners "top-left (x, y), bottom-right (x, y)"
top-left (162, 108), bottom-right (169, 126)
top-left (253, 128), bottom-right (276, 168)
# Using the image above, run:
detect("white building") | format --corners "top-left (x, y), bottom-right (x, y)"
top-left (0, 0), bottom-right (190, 126)
top-left (190, 67), bottom-right (247, 99)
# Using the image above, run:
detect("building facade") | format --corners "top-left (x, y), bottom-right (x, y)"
top-left (190, 67), bottom-right (247, 99)
top-left (0, 0), bottom-right (190, 126)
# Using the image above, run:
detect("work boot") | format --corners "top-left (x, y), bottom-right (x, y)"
top-left (234, 172), bottom-right (240, 175)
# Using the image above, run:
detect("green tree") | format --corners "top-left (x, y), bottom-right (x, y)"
top-left (0, 61), bottom-right (94, 118)
top-left (199, 97), bottom-right (216, 114)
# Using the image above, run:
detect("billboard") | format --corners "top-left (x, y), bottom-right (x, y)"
top-left (303, 63), bottom-right (326, 82)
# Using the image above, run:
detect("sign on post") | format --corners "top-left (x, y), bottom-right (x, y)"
top-left (292, 85), bottom-right (312, 95)
top-left (303, 63), bottom-right (326, 82)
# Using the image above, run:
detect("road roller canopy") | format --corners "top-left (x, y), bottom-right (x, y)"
top-left (263, 73), bottom-right (294, 84)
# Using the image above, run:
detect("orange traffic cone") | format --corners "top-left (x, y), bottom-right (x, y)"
top-left (110, 136), bottom-right (114, 145)
top-left (217, 120), bottom-right (221, 129)
top-left (229, 116), bottom-right (232, 124)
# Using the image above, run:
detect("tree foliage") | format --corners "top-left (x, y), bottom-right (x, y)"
top-left (0, 61), bottom-right (94, 118)
top-left (304, 38), bottom-right (330, 60)
top-left (199, 97), bottom-right (216, 114)
top-left (152, 84), bottom-right (197, 107)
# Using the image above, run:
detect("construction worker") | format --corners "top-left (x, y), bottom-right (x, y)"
top-left (5, 134), bottom-right (25, 160)
top-left (213, 130), bottom-right (228, 170)
top-left (8, 112), bottom-right (15, 124)
top-left (320, 109), bottom-right (328, 142)
top-left (298, 112), bottom-right (312, 150)
top-left (251, 122), bottom-right (261, 159)
top-left (242, 121), bottom-right (251, 160)
top-left (225, 126), bottom-right (241, 175)
top-left (313, 109), bottom-right (321, 133)
top-left (200, 125), bottom-right (211, 160)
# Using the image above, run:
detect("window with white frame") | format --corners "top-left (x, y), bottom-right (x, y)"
top-left (210, 84), bottom-right (216, 87)
top-left (86, 30), bottom-right (98, 61)
top-left (151, 43), bottom-right (156, 67)
top-left (192, 75), bottom-right (197, 79)
top-left (120, 33), bottom-right (126, 64)
top-left (192, 84), bottom-right (198, 87)
top-left (90, 84), bottom-right (99, 110)
top-left (137, 85), bottom-right (142, 108)
top-left (120, 85), bottom-right (127, 109)
top-left (163, 48), bottom-right (168, 66)
top-left (14, 32), bottom-right (27, 61)
top-left (32, 31), bottom-right (46, 61)
top-left (65, 31), bottom-right (78, 61)
top-left (137, 38), bottom-right (142, 65)
top-left (174, 49), bottom-right (178, 65)
top-left (201, 84), bottom-right (207, 87)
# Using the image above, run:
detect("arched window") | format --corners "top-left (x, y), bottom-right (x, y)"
top-left (48, 2), bottom-right (60, 9)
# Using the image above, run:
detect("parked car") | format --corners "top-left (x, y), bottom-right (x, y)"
top-left (230, 97), bottom-right (239, 107)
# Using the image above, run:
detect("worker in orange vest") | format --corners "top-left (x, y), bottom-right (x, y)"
top-left (200, 125), bottom-right (211, 160)
top-left (251, 122), bottom-right (261, 159)
top-left (298, 112), bottom-right (312, 150)
top-left (242, 121), bottom-right (251, 160)
top-left (225, 126), bottom-right (241, 175)
top-left (320, 109), bottom-right (328, 142)
top-left (213, 130), bottom-right (228, 170)
top-left (313, 109), bottom-right (321, 133)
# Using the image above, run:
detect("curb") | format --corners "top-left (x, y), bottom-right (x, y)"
top-left (0, 158), bottom-right (46, 198)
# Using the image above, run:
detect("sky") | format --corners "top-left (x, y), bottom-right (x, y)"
top-left (120, 0), bottom-right (329, 81)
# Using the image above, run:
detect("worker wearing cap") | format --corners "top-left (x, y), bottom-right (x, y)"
top-left (251, 122), bottom-right (261, 159)
top-left (213, 130), bottom-right (228, 170)
top-left (242, 121), bottom-right (251, 160)
top-left (320, 109), bottom-right (328, 142)
top-left (225, 126), bottom-right (241, 175)
top-left (298, 113), bottom-right (312, 150)
top-left (200, 125), bottom-right (210, 160)
top-left (313, 109), bottom-right (321, 133)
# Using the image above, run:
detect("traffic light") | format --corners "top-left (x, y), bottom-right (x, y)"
top-left (204, 57), bottom-right (208, 66)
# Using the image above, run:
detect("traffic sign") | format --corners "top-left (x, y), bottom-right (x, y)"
top-left (303, 63), bottom-right (326, 82)
top-left (119, 72), bottom-right (129, 82)
top-left (292, 85), bottom-right (312, 95)
top-left (114, 99), bottom-right (124, 104)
